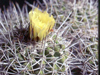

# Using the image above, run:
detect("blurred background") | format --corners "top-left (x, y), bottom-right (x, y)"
top-left (0, 0), bottom-right (47, 11)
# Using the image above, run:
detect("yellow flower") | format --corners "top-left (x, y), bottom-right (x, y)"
top-left (29, 8), bottom-right (55, 41)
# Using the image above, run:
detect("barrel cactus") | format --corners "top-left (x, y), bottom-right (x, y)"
top-left (0, 0), bottom-right (98, 75)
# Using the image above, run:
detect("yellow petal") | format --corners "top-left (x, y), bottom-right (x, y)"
top-left (29, 8), bottom-right (55, 41)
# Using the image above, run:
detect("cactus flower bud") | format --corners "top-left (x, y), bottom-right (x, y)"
top-left (29, 8), bottom-right (55, 41)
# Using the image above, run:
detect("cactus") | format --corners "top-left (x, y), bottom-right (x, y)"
top-left (0, 0), bottom-right (98, 75)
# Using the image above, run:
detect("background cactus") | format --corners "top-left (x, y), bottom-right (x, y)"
top-left (0, 0), bottom-right (98, 75)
